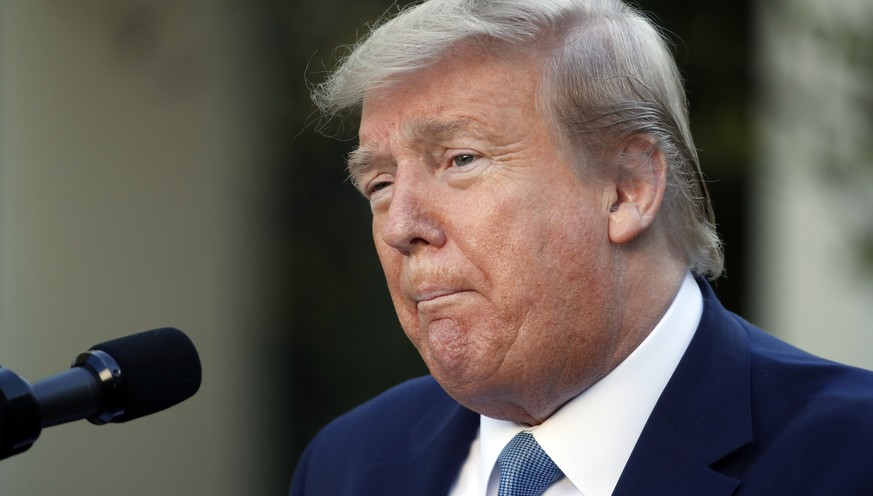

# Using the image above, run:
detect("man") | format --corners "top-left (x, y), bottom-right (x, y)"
top-left (291, 0), bottom-right (873, 494)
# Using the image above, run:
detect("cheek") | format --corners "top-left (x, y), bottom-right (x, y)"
top-left (472, 192), bottom-right (605, 282)
top-left (474, 200), bottom-right (611, 340)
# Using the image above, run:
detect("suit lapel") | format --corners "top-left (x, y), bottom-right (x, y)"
top-left (614, 280), bottom-right (753, 496)
top-left (365, 395), bottom-right (479, 495)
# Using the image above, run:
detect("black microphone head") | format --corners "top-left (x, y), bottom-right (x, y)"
top-left (90, 327), bottom-right (201, 423)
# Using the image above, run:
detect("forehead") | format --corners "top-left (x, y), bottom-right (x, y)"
top-left (357, 46), bottom-right (545, 144)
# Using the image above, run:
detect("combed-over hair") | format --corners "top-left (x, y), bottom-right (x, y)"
top-left (312, 0), bottom-right (723, 278)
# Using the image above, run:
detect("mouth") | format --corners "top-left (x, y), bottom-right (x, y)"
top-left (412, 287), bottom-right (474, 310)
top-left (414, 288), bottom-right (460, 303)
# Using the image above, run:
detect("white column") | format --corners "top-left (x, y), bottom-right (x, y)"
top-left (754, 0), bottom-right (873, 368)
top-left (0, 1), bottom-right (268, 494)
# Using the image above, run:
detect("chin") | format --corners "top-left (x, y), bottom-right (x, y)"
top-left (431, 366), bottom-right (526, 418)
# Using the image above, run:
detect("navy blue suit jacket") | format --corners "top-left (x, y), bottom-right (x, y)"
top-left (291, 281), bottom-right (873, 495)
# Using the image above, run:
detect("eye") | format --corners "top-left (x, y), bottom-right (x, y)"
top-left (368, 179), bottom-right (392, 196)
top-left (452, 154), bottom-right (478, 167)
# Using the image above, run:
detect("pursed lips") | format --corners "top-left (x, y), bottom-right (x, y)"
top-left (412, 288), bottom-right (471, 310)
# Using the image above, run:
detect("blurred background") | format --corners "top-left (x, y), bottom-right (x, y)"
top-left (0, 0), bottom-right (870, 494)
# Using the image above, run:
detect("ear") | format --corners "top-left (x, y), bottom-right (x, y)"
top-left (607, 135), bottom-right (668, 245)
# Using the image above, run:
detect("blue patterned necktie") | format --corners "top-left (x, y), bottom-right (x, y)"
top-left (497, 432), bottom-right (565, 496)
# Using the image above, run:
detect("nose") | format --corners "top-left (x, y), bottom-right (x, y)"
top-left (378, 172), bottom-right (447, 256)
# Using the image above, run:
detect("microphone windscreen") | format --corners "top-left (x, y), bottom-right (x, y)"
top-left (91, 327), bottom-right (201, 422)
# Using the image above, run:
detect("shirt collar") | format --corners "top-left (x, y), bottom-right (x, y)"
top-left (478, 272), bottom-right (703, 495)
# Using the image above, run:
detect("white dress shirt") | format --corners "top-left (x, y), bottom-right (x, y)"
top-left (449, 272), bottom-right (703, 496)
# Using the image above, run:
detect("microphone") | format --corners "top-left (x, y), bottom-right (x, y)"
top-left (0, 327), bottom-right (201, 460)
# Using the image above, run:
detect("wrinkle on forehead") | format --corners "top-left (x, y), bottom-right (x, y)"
top-left (349, 44), bottom-right (553, 191)
top-left (398, 117), bottom-right (483, 144)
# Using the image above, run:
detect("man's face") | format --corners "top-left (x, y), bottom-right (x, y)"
top-left (354, 47), bottom-right (627, 423)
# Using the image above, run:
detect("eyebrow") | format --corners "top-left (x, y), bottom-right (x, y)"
top-left (347, 117), bottom-right (482, 187)
top-left (346, 147), bottom-right (375, 190)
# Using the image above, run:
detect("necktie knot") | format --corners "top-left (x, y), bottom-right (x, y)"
top-left (497, 432), bottom-right (564, 496)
